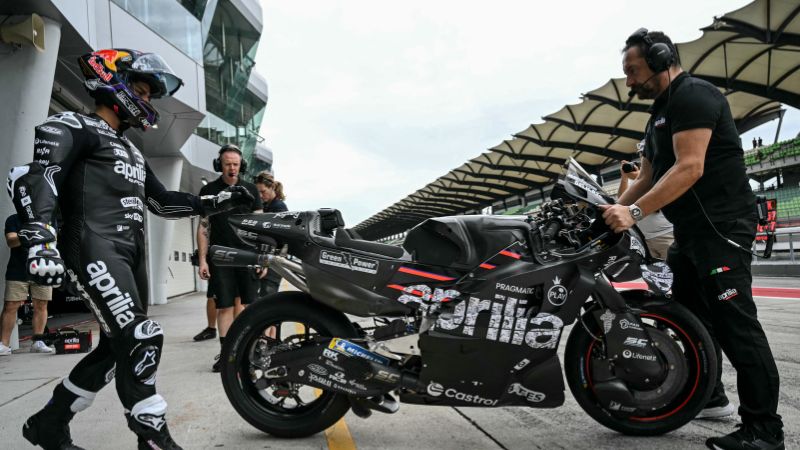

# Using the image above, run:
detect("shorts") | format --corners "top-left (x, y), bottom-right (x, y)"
top-left (4, 280), bottom-right (53, 301)
top-left (209, 265), bottom-right (257, 309)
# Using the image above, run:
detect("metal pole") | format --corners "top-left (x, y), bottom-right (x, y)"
top-left (774, 109), bottom-right (785, 145)
top-left (790, 232), bottom-right (795, 263)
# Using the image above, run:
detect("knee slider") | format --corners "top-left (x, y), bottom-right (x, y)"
top-left (129, 319), bottom-right (164, 385)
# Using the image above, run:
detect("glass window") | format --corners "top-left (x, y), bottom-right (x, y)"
top-left (112, 0), bottom-right (203, 62)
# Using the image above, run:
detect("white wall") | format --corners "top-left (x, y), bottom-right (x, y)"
top-left (166, 217), bottom-right (196, 297)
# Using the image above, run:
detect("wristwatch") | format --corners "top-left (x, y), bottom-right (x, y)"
top-left (628, 204), bottom-right (644, 222)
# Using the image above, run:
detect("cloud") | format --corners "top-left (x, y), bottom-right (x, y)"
top-left (256, 0), bottom-right (759, 224)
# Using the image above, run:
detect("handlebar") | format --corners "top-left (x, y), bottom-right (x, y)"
top-left (541, 220), bottom-right (562, 242)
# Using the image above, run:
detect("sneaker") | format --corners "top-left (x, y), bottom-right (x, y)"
top-left (193, 327), bottom-right (217, 342)
top-left (706, 423), bottom-right (784, 449)
top-left (696, 397), bottom-right (736, 419)
top-left (0, 343), bottom-right (11, 355)
top-left (212, 354), bottom-right (221, 373)
top-left (23, 409), bottom-right (85, 450)
top-left (31, 340), bottom-right (55, 353)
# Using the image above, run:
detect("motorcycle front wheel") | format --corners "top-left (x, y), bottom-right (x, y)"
top-left (565, 299), bottom-right (717, 436)
top-left (219, 291), bottom-right (358, 438)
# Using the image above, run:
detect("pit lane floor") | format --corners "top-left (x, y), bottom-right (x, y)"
top-left (1, 278), bottom-right (797, 449)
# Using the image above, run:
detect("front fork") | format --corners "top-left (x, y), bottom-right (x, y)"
top-left (589, 276), bottom-right (666, 389)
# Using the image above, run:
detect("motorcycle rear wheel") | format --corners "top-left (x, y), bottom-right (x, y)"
top-left (565, 300), bottom-right (717, 436)
top-left (220, 291), bottom-right (359, 438)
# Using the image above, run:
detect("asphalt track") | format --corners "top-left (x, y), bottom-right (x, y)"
top-left (0, 278), bottom-right (797, 449)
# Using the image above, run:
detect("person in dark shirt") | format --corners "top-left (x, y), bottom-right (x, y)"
top-left (197, 145), bottom-right (262, 372)
top-left (603, 29), bottom-right (783, 450)
top-left (254, 172), bottom-right (288, 299)
top-left (0, 214), bottom-right (55, 355)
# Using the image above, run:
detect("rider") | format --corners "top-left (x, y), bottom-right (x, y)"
top-left (8, 49), bottom-right (254, 450)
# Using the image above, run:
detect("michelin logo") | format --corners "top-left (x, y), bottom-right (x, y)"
top-left (328, 338), bottom-right (389, 365)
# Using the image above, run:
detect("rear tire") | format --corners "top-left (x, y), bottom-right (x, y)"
top-left (565, 300), bottom-right (717, 436)
top-left (220, 291), bottom-right (358, 438)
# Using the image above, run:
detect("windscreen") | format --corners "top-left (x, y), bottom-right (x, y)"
top-left (556, 158), bottom-right (615, 206)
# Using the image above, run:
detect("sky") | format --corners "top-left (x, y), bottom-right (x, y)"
top-left (255, 0), bottom-right (798, 225)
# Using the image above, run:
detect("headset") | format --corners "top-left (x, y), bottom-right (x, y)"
top-left (213, 144), bottom-right (247, 173)
top-left (627, 28), bottom-right (676, 74)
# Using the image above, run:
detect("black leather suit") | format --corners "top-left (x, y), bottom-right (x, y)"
top-left (9, 111), bottom-right (203, 433)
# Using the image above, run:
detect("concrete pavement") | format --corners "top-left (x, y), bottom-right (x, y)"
top-left (1, 280), bottom-right (798, 449)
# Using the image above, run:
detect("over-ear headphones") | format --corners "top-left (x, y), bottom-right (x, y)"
top-left (628, 28), bottom-right (675, 74)
top-left (213, 144), bottom-right (248, 173)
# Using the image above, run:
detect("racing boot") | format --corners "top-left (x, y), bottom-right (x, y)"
top-left (22, 382), bottom-right (88, 450)
top-left (126, 395), bottom-right (183, 450)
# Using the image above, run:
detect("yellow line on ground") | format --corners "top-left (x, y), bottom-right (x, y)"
top-left (294, 323), bottom-right (357, 450)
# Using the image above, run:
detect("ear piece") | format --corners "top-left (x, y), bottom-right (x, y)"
top-left (213, 145), bottom-right (247, 173)
top-left (628, 28), bottom-right (675, 74)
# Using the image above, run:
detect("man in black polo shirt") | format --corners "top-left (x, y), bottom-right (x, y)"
top-left (603, 29), bottom-right (783, 450)
top-left (197, 144), bottom-right (262, 372)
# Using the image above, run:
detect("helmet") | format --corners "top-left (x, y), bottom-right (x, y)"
top-left (78, 49), bottom-right (184, 130)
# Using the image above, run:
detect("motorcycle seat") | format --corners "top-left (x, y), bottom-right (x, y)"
top-left (334, 228), bottom-right (407, 259)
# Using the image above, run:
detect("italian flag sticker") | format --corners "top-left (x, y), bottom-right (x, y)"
top-left (710, 266), bottom-right (731, 275)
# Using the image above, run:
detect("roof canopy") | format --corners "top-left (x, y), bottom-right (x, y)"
top-left (355, 0), bottom-right (799, 240)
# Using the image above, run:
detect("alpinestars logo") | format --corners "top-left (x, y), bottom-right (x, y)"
top-left (86, 261), bottom-right (135, 328)
top-left (135, 413), bottom-right (165, 431)
top-left (114, 160), bottom-right (146, 186)
top-left (134, 350), bottom-right (158, 376)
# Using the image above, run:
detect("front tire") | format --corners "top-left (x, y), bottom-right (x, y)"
top-left (565, 299), bottom-right (717, 436)
top-left (220, 291), bottom-right (358, 438)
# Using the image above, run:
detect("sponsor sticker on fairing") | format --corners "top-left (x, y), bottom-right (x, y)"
top-left (434, 294), bottom-right (564, 349)
top-left (319, 250), bottom-right (379, 274)
top-left (507, 383), bottom-right (546, 402)
top-left (546, 276), bottom-right (568, 306)
top-left (425, 381), bottom-right (498, 406)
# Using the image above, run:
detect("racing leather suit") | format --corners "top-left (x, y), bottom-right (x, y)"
top-left (8, 111), bottom-right (209, 439)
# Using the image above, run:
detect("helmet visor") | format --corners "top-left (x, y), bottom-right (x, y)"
top-left (131, 53), bottom-right (184, 98)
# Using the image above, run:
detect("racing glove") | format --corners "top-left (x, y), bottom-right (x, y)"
top-left (200, 185), bottom-right (255, 217)
top-left (18, 222), bottom-right (65, 286)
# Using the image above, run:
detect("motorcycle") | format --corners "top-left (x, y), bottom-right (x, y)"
top-left (211, 158), bottom-right (717, 438)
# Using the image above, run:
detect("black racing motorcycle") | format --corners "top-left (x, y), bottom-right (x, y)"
top-left (211, 159), bottom-right (716, 439)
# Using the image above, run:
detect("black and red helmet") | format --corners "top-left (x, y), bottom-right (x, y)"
top-left (78, 49), bottom-right (183, 130)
